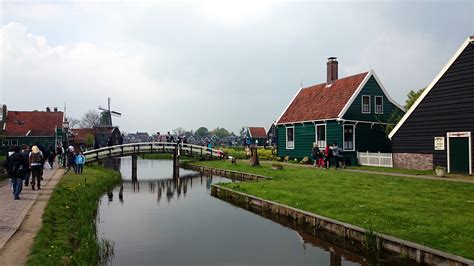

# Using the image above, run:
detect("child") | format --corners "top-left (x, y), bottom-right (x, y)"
top-left (75, 151), bottom-right (86, 174)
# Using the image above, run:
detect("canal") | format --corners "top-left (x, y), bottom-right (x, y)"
top-left (97, 158), bottom-right (417, 265)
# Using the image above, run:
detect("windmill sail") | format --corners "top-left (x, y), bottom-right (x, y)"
top-left (98, 97), bottom-right (121, 127)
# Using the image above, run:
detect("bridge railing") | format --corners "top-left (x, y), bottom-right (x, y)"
top-left (83, 142), bottom-right (224, 162)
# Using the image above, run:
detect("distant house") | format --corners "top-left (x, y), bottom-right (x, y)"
top-left (244, 127), bottom-right (267, 146)
top-left (276, 58), bottom-right (403, 164)
top-left (70, 128), bottom-right (95, 148)
top-left (2, 107), bottom-right (64, 150)
top-left (389, 36), bottom-right (474, 174)
top-left (135, 132), bottom-right (150, 142)
top-left (267, 123), bottom-right (277, 146)
top-left (95, 127), bottom-right (122, 148)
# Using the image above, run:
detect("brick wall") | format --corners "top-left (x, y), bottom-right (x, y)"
top-left (393, 153), bottom-right (433, 170)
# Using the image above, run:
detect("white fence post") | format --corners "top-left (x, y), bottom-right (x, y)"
top-left (357, 151), bottom-right (393, 168)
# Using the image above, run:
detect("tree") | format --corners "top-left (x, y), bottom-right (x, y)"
top-left (66, 116), bottom-right (80, 129)
top-left (195, 127), bottom-right (209, 137)
top-left (384, 109), bottom-right (404, 136)
top-left (80, 110), bottom-right (101, 128)
top-left (404, 88), bottom-right (425, 111)
top-left (212, 127), bottom-right (230, 138)
top-left (84, 133), bottom-right (95, 148)
top-left (173, 127), bottom-right (186, 136)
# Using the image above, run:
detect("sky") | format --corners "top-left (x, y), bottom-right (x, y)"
top-left (1, 0), bottom-right (473, 134)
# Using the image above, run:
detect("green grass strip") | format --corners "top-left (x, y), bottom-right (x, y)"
top-left (193, 160), bottom-right (474, 259)
top-left (27, 166), bottom-right (121, 265)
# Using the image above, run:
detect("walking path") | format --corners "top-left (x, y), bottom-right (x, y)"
top-left (0, 165), bottom-right (63, 265)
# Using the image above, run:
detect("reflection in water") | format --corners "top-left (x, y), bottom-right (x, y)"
top-left (98, 158), bottom-right (418, 266)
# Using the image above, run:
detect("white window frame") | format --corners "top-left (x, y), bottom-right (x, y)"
top-left (2, 139), bottom-right (9, 146)
top-left (361, 95), bottom-right (371, 114)
top-left (375, 96), bottom-right (384, 114)
top-left (315, 124), bottom-right (327, 148)
top-left (343, 125), bottom-right (355, 151)
top-left (286, 126), bottom-right (295, 150)
top-left (11, 139), bottom-right (18, 146)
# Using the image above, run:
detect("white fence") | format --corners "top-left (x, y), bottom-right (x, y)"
top-left (357, 151), bottom-right (393, 168)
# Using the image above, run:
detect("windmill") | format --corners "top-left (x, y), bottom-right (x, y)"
top-left (98, 97), bottom-right (121, 127)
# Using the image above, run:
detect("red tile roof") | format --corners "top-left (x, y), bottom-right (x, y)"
top-left (277, 72), bottom-right (368, 124)
top-left (70, 128), bottom-right (95, 141)
top-left (5, 111), bottom-right (63, 137)
top-left (248, 127), bottom-right (267, 138)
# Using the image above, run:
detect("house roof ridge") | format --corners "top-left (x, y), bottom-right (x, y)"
top-left (301, 71), bottom-right (369, 90)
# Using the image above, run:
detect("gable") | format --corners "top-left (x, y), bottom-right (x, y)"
top-left (342, 76), bottom-right (403, 122)
top-left (5, 111), bottom-right (63, 137)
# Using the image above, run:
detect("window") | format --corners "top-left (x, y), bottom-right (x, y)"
top-left (2, 139), bottom-right (9, 146)
top-left (286, 127), bottom-right (294, 149)
top-left (315, 124), bottom-right (326, 148)
top-left (11, 139), bottom-right (18, 146)
top-left (343, 125), bottom-right (355, 151)
top-left (362, 95), bottom-right (371, 114)
top-left (375, 96), bottom-right (383, 114)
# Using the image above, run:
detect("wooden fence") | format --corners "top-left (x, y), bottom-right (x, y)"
top-left (357, 151), bottom-right (393, 167)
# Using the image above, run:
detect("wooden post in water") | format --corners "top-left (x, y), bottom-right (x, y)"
top-left (131, 154), bottom-right (138, 182)
top-left (173, 144), bottom-right (180, 178)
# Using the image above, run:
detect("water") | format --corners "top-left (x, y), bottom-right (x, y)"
top-left (97, 158), bottom-right (416, 265)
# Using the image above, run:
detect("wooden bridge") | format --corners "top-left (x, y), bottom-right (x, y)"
top-left (83, 142), bottom-right (224, 180)
top-left (83, 142), bottom-right (224, 163)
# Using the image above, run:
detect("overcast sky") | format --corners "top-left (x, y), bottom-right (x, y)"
top-left (1, 0), bottom-right (473, 134)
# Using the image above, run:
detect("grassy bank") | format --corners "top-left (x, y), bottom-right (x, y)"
top-left (193, 160), bottom-right (474, 259)
top-left (345, 165), bottom-right (435, 176)
top-left (27, 166), bottom-right (122, 265)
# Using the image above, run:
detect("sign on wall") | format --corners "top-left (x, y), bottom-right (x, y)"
top-left (434, 137), bottom-right (445, 150)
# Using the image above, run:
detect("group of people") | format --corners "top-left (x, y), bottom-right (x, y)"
top-left (3, 143), bottom-right (86, 200)
top-left (312, 142), bottom-right (344, 169)
top-left (4, 144), bottom-right (47, 200)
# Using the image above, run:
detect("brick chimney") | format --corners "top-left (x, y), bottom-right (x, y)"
top-left (327, 57), bottom-right (338, 84)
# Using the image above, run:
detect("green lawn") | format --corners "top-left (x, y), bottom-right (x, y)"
top-left (27, 166), bottom-right (122, 265)
top-left (193, 160), bottom-right (474, 259)
top-left (346, 165), bottom-right (435, 176)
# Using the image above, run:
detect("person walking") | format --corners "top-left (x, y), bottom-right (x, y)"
top-left (6, 146), bottom-right (28, 199)
top-left (56, 144), bottom-right (64, 166)
top-left (65, 148), bottom-right (76, 174)
top-left (324, 144), bottom-right (332, 169)
top-left (312, 143), bottom-right (320, 167)
top-left (29, 145), bottom-right (44, 190)
top-left (332, 143), bottom-right (341, 169)
top-left (21, 145), bottom-right (31, 187)
top-left (47, 145), bottom-right (56, 169)
top-left (75, 151), bottom-right (86, 174)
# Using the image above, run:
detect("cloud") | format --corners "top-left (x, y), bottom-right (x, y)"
top-left (0, 22), bottom-right (194, 132)
top-left (344, 31), bottom-right (452, 104)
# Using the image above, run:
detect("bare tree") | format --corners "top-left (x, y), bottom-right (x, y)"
top-left (173, 127), bottom-right (185, 136)
top-left (80, 110), bottom-right (101, 128)
top-left (66, 116), bottom-right (81, 129)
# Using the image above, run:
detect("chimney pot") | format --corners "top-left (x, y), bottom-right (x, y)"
top-left (327, 57), bottom-right (338, 84)
top-left (46, 107), bottom-right (51, 112)
top-left (53, 107), bottom-right (58, 112)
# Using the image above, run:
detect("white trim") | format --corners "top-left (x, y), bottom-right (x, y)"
top-left (446, 131), bottom-right (472, 175)
top-left (315, 123), bottom-right (327, 148)
top-left (338, 71), bottom-right (371, 118)
top-left (375, 96), bottom-right (384, 114)
top-left (25, 129), bottom-right (31, 136)
top-left (338, 70), bottom-right (404, 118)
top-left (361, 95), bottom-right (371, 114)
top-left (285, 126), bottom-right (295, 150)
top-left (336, 118), bottom-right (392, 126)
top-left (389, 37), bottom-right (472, 139)
top-left (276, 87), bottom-right (303, 124)
top-left (371, 71), bottom-right (404, 111)
top-left (343, 124), bottom-right (356, 151)
top-left (277, 118), bottom-right (337, 126)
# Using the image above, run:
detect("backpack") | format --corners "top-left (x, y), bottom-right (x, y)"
top-left (6, 153), bottom-right (24, 177)
top-left (31, 152), bottom-right (43, 164)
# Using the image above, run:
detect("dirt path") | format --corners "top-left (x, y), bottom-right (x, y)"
top-left (0, 167), bottom-right (63, 266)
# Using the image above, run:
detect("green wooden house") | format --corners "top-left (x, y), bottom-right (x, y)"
top-left (276, 58), bottom-right (404, 164)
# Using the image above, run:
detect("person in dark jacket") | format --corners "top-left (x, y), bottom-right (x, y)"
top-left (21, 145), bottom-right (31, 187)
top-left (46, 145), bottom-right (56, 169)
top-left (7, 146), bottom-right (28, 199)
